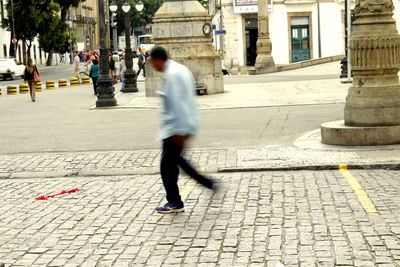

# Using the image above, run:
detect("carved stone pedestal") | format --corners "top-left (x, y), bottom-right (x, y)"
top-left (321, 0), bottom-right (400, 145)
top-left (253, 0), bottom-right (275, 75)
top-left (145, 0), bottom-right (224, 96)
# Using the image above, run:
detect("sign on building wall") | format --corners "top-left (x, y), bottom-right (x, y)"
top-left (233, 0), bottom-right (273, 14)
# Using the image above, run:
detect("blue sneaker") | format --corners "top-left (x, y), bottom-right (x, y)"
top-left (155, 202), bottom-right (184, 214)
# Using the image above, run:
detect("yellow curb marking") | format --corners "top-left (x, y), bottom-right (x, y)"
top-left (339, 165), bottom-right (378, 214)
top-left (180, 179), bottom-right (196, 200)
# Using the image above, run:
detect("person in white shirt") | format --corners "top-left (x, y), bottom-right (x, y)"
top-left (73, 51), bottom-right (80, 80)
top-left (148, 46), bottom-right (218, 214)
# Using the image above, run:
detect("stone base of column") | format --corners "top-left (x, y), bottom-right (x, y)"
top-left (96, 75), bottom-right (117, 107)
top-left (321, 120), bottom-right (400, 145)
top-left (249, 66), bottom-right (278, 75)
top-left (96, 96), bottom-right (117, 107)
top-left (249, 54), bottom-right (276, 75)
top-left (121, 70), bottom-right (138, 93)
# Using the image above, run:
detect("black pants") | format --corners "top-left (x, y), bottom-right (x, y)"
top-left (161, 138), bottom-right (213, 207)
top-left (137, 65), bottom-right (146, 77)
top-left (92, 77), bottom-right (98, 94)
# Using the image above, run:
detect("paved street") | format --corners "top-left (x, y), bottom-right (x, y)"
top-left (0, 62), bottom-right (345, 154)
top-left (1, 61), bottom-right (400, 266)
top-left (1, 169), bottom-right (400, 266)
top-left (0, 58), bottom-right (144, 90)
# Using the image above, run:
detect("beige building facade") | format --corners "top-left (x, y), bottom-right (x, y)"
top-left (68, 0), bottom-right (101, 51)
top-left (210, 0), bottom-right (353, 72)
top-left (210, 0), bottom-right (400, 72)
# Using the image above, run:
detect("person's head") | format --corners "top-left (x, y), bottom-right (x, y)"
top-left (73, 51), bottom-right (78, 56)
top-left (93, 59), bottom-right (98, 65)
top-left (149, 46), bottom-right (168, 72)
top-left (27, 58), bottom-right (33, 67)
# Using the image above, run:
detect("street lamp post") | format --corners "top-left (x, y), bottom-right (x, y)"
top-left (10, 0), bottom-right (17, 58)
top-left (66, 16), bottom-right (73, 65)
top-left (340, 0), bottom-right (349, 78)
top-left (121, 0), bottom-right (143, 93)
top-left (109, 1), bottom-right (118, 51)
top-left (96, 0), bottom-right (117, 107)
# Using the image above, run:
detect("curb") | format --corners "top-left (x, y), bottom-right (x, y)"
top-left (1, 167), bottom-right (220, 180)
top-left (0, 77), bottom-right (91, 96)
top-left (218, 163), bottom-right (400, 172)
top-left (1, 163), bottom-right (399, 180)
top-left (1, 168), bottom-right (160, 180)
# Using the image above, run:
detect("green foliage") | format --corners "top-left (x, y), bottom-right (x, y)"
top-left (53, 0), bottom-right (86, 22)
top-left (199, 0), bottom-right (208, 8)
top-left (38, 19), bottom-right (71, 54)
top-left (4, 0), bottom-right (53, 43)
top-left (36, 1), bottom-right (74, 54)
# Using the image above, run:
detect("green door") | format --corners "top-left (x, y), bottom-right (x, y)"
top-left (291, 20), bottom-right (311, 63)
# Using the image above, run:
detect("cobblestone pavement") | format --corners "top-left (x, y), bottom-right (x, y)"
top-left (236, 147), bottom-right (400, 169)
top-left (1, 170), bottom-right (400, 266)
top-left (2, 146), bottom-right (400, 179)
top-left (0, 149), bottom-right (232, 178)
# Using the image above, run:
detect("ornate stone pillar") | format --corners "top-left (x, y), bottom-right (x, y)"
top-left (145, 0), bottom-right (224, 96)
top-left (321, 0), bottom-right (400, 145)
top-left (254, 0), bottom-right (275, 73)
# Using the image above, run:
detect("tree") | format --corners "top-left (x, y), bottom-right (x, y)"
top-left (4, 0), bottom-right (52, 61)
top-left (53, 0), bottom-right (86, 23)
top-left (37, 2), bottom-right (72, 66)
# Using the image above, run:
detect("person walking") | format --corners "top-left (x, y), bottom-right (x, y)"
top-left (137, 49), bottom-right (146, 78)
top-left (73, 51), bottom-right (80, 81)
top-left (109, 54), bottom-right (118, 84)
top-left (88, 59), bottom-right (100, 95)
top-left (148, 46), bottom-right (217, 214)
top-left (119, 54), bottom-right (127, 90)
top-left (24, 58), bottom-right (40, 102)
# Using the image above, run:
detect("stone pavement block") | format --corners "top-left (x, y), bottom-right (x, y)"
top-left (0, 170), bottom-right (399, 266)
top-left (0, 149), bottom-right (228, 179)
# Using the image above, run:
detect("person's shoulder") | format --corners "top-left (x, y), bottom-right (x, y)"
top-left (172, 61), bottom-right (191, 76)
top-left (169, 60), bottom-right (186, 71)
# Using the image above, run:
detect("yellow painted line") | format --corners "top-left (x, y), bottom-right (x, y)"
top-left (180, 179), bottom-right (196, 200)
top-left (339, 164), bottom-right (378, 214)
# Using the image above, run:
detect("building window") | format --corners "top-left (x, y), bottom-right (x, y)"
top-left (290, 16), bottom-right (311, 63)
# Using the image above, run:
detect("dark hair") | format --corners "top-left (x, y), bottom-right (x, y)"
top-left (93, 59), bottom-right (98, 65)
top-left (150, 46), bottom-right (168, 61)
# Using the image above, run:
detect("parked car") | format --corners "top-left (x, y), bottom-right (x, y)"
top-left (0, 58), bottom-right (25, 80)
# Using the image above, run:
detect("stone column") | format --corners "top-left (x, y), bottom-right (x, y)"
top-left (321, 0), bottom-right (400, 145)
top-left (253, 0), bottom-right (275, 74)
top-left (145, 0), bottom-right (224, 96)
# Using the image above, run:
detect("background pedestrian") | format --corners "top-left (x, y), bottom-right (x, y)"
top-left (109, 54), bottom-right (117, 84)
top-left (89, 59), bottom-right (100, 95)
top-left (24, 58), bottom-right (40, 102)
top-left (137, 49), bottom-right (146, 78)
top-left (73, 51), bottom-right (80, 81)
top-left (119, 54), bottom-right (127, 90)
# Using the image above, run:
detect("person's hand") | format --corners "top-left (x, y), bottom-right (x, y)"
top-left (170, 135), bottom-right (189, 147)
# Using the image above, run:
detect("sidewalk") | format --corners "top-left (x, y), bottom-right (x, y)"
top-left (1, 138), bottom-right (400, 180)
top-left (113, 62), bottom-right (348, 110)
